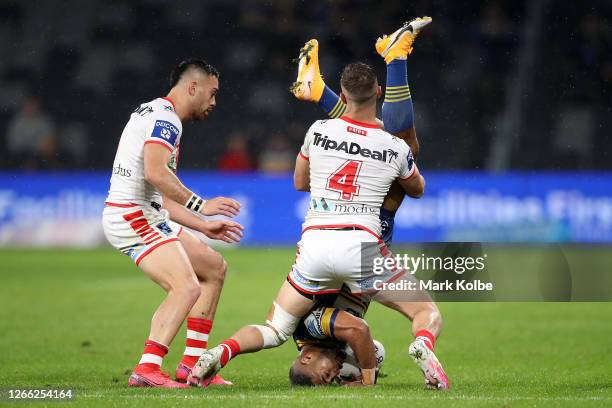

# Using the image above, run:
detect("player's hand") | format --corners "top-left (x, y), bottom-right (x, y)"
top-left (200, 196), bottom-right (241, 217)
top-left (200, 220), bottom-right (244, 243)
top-left (340, 379), bottom-right (373, 387)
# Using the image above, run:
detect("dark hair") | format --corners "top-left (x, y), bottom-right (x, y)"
top-left (169, 58), bottom-right (219, 88)
top-left (289, 365), bottom-right (315, 386)
top-left (340, 62), bottom-right (378, 104)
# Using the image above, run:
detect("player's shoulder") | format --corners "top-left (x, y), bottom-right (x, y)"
top-left (372, 127), bottom-right (411, 151)
top-left (133, 97), bottom-right (181, 127)
top-left (308, 118), bottom-right (332, 130)
top-left (307, 117), bottom-right (358, 135)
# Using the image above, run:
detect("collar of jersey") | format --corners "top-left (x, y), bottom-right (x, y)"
top-left (340, 115), bottom-right (381, 129)
top-left (161, 96), bottom-right (176, 110)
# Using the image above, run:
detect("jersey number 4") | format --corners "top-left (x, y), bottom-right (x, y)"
top-left (326, 160), bottom-right (362, 201)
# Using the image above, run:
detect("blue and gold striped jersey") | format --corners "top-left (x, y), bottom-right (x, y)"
top-left (293, 285), bottom-right (370, 350)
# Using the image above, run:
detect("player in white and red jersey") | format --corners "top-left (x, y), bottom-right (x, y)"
top-left (102, 58), bottom-right (243, 388)
top-left (190, 54), bottom-right (448, 389)
top-left (287, 18), bottom-right (450, 389)
top-left (297, 116), bottom-right (413, 236)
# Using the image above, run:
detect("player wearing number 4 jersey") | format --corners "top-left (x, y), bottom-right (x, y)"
top-left (189, 18), bottom-right (449, 390)
top-left (103, 58), bottom-right (243, 388)
top-left (298, 117), bottom-right (414, 236)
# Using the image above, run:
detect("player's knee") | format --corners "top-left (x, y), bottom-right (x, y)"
top-left (216, 258), bottom-right (228, 283)
top-left (185, 281), bottom-right (202, 305)
top-left (251, 324), bottom-right (288, 348)
top-left (251, 302), bottom-right (300, 348)
top-left (172, 277), bottom-right (201, 306)
top-left (206, 251), bottom-right (226, 283)
top-left (204, 255), bottom-right (226, 285)
top-left (192, 248), bottom-right (226, 284)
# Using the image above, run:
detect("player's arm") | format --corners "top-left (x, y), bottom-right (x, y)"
top-left (161, 196), bottom-right (243, 243)
top-left (397, 164), bottom-right (425, 198)
top-left (294, 121), bottom-right (317, 192)
top-left (294, 153), bottom-right (310, 192)
top-left (332, 311), bottom-right (377, 386)
top-left (396, 146), bottom-right (425, 199)
top-left (143, 143), bottom-right (240, 217)
top-left (394, 127), bottom-right (419, 160)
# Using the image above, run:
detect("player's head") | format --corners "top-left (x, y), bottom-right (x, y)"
top-left (339, 62), bottom-right (381, 109)
top-left (289, 345), bottom-right (344, 386)
top-left (169, 58), bottom-right (219, 121)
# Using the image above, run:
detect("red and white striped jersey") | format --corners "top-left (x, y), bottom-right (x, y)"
top-left (299, 117), bottom-right (415, 236)
top-left (106, 97), bottom-right (182, 207)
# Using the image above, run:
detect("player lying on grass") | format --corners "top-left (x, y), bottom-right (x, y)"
top-left (103, 59), bottom-right (243, 388)
top-left (189, 18), bottom-right (449, 389)
top-left (288, 286), bottom-right (386, 386)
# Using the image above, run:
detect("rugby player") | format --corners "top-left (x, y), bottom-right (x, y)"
top-left (288, 286), bottom-right (383, 386)
top-left (189, 19), bottom-right (449, 389)
top-left (102, 59), bottom-right (243, 388)
top-left (291, 19), bottom-right (425, 246)
top-left (288, 17), bottom-right (450, 388)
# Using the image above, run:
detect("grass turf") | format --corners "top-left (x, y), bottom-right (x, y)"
top-left (0, 248), bottom-right (610, 407)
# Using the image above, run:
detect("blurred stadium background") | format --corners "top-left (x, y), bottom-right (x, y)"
top-left (0, 0), bottom-right (611, 246)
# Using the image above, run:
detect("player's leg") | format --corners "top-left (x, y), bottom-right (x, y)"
top-left (370, 259), bottom-right (449, 389)
top-left (376, 17), bottom-right (432, 245)
top-left (223, 281), bottom-right (314, 353)
top-left (376, 299), bottom-right (442, 339)
top-left (376, 298), bottom-right (448, 389)
top-left (290, 39), bottom-right (346, 118)
top-left (374, 17), bottom-right (448, 389)
top-left (188, 281), bottom-right (314, 386)
top-left (172, 227), bottom-right (232, 385)
top-left (137, 242), bottom-right (201, 344)
top-left (188, 230), bottom-right (337, 386)
top-left (103, 205), bottom-right (199, 388)
top-left (129, 241), bottom-right (201, 388)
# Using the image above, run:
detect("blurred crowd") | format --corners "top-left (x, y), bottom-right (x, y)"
top-left (0, 0), bottom-right (610, 172)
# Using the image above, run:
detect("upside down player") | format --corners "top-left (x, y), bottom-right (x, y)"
top-left (286, 17), bottom-right (450, 388)
top-left (102, 59), bottom-right (244, 388)
top-left (288, 286), bottom-right (385, 386)
top-left (292, 21), bottom-right (423, 248)
top-left (189, 19), bottom-right (449, 389)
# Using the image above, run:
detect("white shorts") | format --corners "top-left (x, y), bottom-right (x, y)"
top-left (102, 202), bottom-right (183, 265)
top-left (287, 226), bottom-right (400, 296)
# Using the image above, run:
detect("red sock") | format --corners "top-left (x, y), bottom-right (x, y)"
top-left (415, 330), bottom-right (436, 351)
top-left (136, 339), bottom-right (168, 372)
top-left (219, 339), bottom-right (241, 367)
top-left (181, 317), bottom-right (213, 368)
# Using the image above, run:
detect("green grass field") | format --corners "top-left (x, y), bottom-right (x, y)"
top-left (1, 248), bottom-right (611, 407)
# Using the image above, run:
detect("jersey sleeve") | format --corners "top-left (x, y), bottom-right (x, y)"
top-left (144, 112), bottom-right (181, 152)
top-left (299, 121), bottom-right (319, 160)
top-left (398, 146), bottom-right (416, 179)
top-left (303, 307), bottom-right (341, 339)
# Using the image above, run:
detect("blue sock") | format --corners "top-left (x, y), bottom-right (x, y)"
top-left (382, 59), bottom-right (414, 133)
top-left (317, 85), bottom-right (346, 119)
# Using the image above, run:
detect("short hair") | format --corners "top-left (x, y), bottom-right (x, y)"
top-left (340, 62), bottom-right (378, 104)
top-left (289, 365), bottom-right (315, 386)
top-left (169, 58), bottom-right (219, 88)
